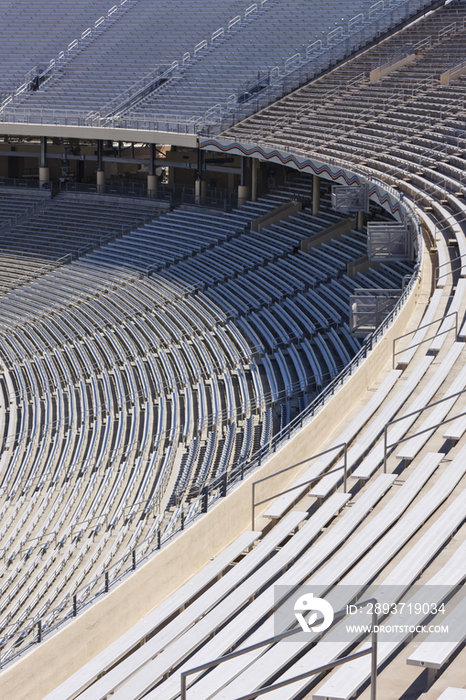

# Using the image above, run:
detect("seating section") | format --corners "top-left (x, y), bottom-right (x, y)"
top-left (0, 192), bottom-right (159, 294)
top-left (0, 173), bottom-right (415, 665)
top-left (0, 0), bottom-right (436, 128)
top-left (4, 1), bottom-right (466, 698)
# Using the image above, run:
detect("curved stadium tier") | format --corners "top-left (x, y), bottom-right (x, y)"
top-left (1, 2), bottom-right (466, 700)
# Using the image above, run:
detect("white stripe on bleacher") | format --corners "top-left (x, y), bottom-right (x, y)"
top-left (397, 359), bottom-right (466, 460)
top-left (220, 447), bottom-right (464, 700)
top-left (42, 530), bottom-right (260, 700)
top-left (406, 594), bottom-right (466, 672)
top-left (352, 343), bottom-right (464, 480)
top-left (169, 467), bottom-right (443, 700)
top-left (62, 512), bottom-right (307, 700)
top-left (116, 476), bottom-right (393, 700)
top-left (262, 369), bottom-right (402, 520)
top-left (313, 524), bottom-right (466, 700)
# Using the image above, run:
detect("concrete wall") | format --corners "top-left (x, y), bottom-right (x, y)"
top-left (370, 53), bottom-right (416, 82)
top-left (250, 200), bottom-right (302, 232)
top-left (440, 60), bottom-right (466, 85)
top-left (301, 216), bottom-right (355, 252)
top-left (347, 254), bottom-right (382, 278)
top-left (0, 236), bottom-right (425, 700)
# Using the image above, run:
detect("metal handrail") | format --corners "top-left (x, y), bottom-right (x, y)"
top-left (180, 597), bottom-right (378, 700)
top-left (251, 442), bottom-right (348, 529)
top-left (392, 311), bottom-right (458, 368)
top-left (435, 252), bottom-right (466, 282)
top-left (383, 387), bottom-right (466, 472)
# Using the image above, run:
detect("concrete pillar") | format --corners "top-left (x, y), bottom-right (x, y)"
top-left (39, 167), bottom-right (50, 188)
top-left (147, 174), bottom-right (157, 198)
top-left (149, 143), bottom-right (156, 176)
top-left (251, 158), bottom-right (258, 202)
top-left (96, 170), bottom-right (105, 193)
top-left (40, 136), bottom-right (47, 168)
top-left (238, 184), bottom-right (249, 206)
top-left (312, 174), bottom-right (320, 216)
top-left (39, 136), bottom-right (49, 188)
top-left (97, 140), bottom-right (103, 171)
top-left (357, 210), bottom-right (365, 231)
top-left (240, 156), bottom-right (248, 187)
top-left (195, 179), bottom-right (206, 205)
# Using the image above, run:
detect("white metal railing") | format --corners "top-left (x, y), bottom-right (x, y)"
top-left (0, 0), bottom-right (137, 114)
top-left (0, 0), bottom-right (440, 130)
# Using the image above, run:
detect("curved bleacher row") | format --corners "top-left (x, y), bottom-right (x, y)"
top-left (0, 175), bottom-right (412, 664)
top-left (31, 2), bottom-right (466, 700)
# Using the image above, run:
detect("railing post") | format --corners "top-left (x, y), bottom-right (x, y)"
top-left (383, 425), bottom-right (388, 474)
top-left (181, 511), bottom-right (185, 530)
top-left (343, 443), bottom-right (347, 493)
top-left (157, 529), bottom-right (161, 549)
top-left (371, 605), bottom-right (378, 700)
top-left (221, 472), bottom-right (227, 498)
top-left (37, 620), bottom-right (42, 643)
top-left (201, 486), bottom-right (208, 513)
top-left (73, 595), bottom-right (77, 616)
top-left (105, 571), bottom-right (109, 593)
top-left (252, 482), bottom-right (256, 531)
top-left (132, 549), bottom-right (136, 570)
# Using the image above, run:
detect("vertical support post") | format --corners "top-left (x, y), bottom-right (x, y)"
top-left (181, 511), bottom-right (185, 530)
top-left (117, 141), bottom-right (122, 158)
top-left (39, 136), bottom-right (50, 188)
top-left (132, 549), bottom-right (136, 570)
top-left (195, 149), bottom-right (206, 204)
top-left (370, 606), bottom-right (378, 700)
top-left (148, 142), bottom-right (157, 198)
top-left (73, 595), bottom-right (77, 616)
top-left (383, 425), bottom-right (388, 474)
top-left (252, 482), bottom-right (255, 531)
top-left (181, 672), bottom-right (187, 700)
top-left (131, 142), bottom-right (135, 159)
top-left (157, 529), bottom-right (161, 549)
top-left (96, 139), bottom-right (105, 193)
top-left (105, 571), bottom-right (109, 593)
top-left (312, 174), bottom-right (320, 215)
top-left (251, 157), bottom-right (258, 202)
top-left (343, 443), bottom-right (347, 493)
top-left (221, 472), bottom-right (227, 498)
top-left (202, 486), bottom-right (208, 513)
top-left (238, 156), bottom-right (249, 205)
top-left (40, 136), bottom-right (47, 168)
top-left (37, 620), bottom-right (42, 643)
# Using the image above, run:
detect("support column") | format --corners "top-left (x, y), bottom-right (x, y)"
top-left (251, 158), bottom-right (258, 202)
top-left (96, 170), bottom-right (105, 193)
top-left (148, 143), bottom-right (157, 198)
top-left (96, 139), bottom-right (105, 193)
top-left (238, 156), bottom-right (249, 205)
top-left (39, 136), bottom-right (49, 188)
top-left (117, 141), bottom-right (122, 158)
top-left (131, 142), bottom-right (135, 159)
top-left (196, 149), bottom-right (206, 205)
top-left (195, 179), bottom-right (206, 205)
top-left (356, 210), bottom-right (365, 231)
top-left (312, 174), bottom-right (320, 216)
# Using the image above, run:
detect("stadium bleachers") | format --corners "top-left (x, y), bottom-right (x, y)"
top-left (3, 1), bottom-right (466, 700)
